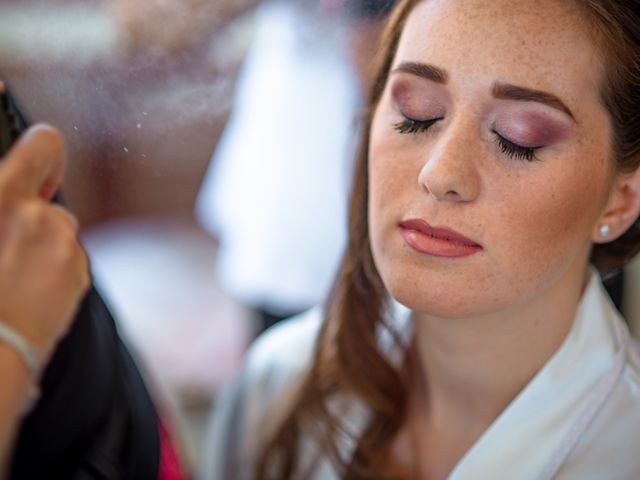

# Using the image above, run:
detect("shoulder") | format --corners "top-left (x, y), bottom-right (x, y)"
top-left (230, 306), bottom-right (325, 448)
top-left (244, 307), bottom-right (323, 392)
top-left (561, 325), bottom-right (640, 478)
top-left (228, 305), bottom-right (325, 424)
top-left (562, 351), bottom-right (640, 478)
top-left (197, 307), bottom-right (324, 480)
top-left (230, 307), bottom-right (323, 411)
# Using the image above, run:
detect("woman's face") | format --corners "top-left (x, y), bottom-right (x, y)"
top-left (369, 0), bottom-right (615, 318)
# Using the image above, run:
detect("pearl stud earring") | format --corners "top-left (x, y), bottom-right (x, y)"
top-left (600, 225), bottom-right (611, 238)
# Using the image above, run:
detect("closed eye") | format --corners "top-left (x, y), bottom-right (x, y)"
top-left (493, 132), bottom-right (541, 162)
top-left (394, 116), bottom-right (440, 135)
top-left (394, 116), bottom-right (542, 162)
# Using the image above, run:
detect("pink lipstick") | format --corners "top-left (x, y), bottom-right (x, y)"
top-left (398, 219), bottom-right (483, 258)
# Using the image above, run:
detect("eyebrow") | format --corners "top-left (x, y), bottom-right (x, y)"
top-left (391, 61), bottom-right (575, 121)
top-left (392, 62), bottom-right (448, 83)
top-left (492, 83), bottom-right (575, 121)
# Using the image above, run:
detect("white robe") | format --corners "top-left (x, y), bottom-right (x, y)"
top-left (198, 272), bottom-right (640, 479)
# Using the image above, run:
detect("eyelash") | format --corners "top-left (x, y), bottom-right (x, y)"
top-left (393, 118), bottom-right (440, 134)
top-left (393, 117), bottom-right (540, 162)
top-left (494, 133), bottom-right (539, 162)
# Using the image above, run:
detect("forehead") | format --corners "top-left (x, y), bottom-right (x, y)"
top-left (395, 0), bottom-right (604, 111)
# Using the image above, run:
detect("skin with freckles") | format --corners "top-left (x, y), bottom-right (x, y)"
top-left (367, 0), bottom-right (640, 477)
top-left (370, 0), bottom-right (615, 320)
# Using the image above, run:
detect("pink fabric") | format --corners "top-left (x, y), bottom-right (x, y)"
top-left (158, 419), bottom-right (185, 480)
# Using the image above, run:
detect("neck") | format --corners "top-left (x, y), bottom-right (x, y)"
top-left (411, 262), bottom-right (592, 431)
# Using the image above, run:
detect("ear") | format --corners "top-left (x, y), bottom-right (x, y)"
top-left (593, 167), bottom-right (640, 244)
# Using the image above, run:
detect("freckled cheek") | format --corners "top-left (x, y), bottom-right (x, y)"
top-left (369, 116), bottom-right (419, 203)
top-left (368, 154), bottom-right (392, 242)
top-left (369, 149), bottom-right (410, 264)
top-left (495, 175), bottom-right (600, 267)
top-left (368, 140), bottom-right (417, 230)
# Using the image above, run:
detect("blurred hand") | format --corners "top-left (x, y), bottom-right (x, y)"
top-left (0, 125), bottom-right (90, 362)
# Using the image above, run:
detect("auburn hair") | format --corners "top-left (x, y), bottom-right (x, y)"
top-left (255, 1), bottom-right (640, 478)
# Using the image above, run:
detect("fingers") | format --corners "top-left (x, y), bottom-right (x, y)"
top-left (0, 199), bottom-right (90, 355)
top-left (49, 203), bottom-right (80, 233)
top-left (4, 201), bottom-right (82, 255)
top-left (0, 111), bottom-right (88, 359)
top-left (0, 125), bottom-right (65, 202)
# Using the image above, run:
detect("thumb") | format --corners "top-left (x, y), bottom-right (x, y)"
top-left (0, 124), bottom-right (65, 201)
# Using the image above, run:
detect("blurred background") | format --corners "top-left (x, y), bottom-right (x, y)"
top-left (2, 0), bottom-right (640, 476)
top-left (0, 0), bottom-right (395, 474)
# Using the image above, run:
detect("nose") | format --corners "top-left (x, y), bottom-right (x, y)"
top-left (418, 127), bottom-right (481, 203)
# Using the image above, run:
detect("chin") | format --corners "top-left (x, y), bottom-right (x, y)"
top-left (391, 287), bottom-right (489, 320)
top-left (382, 270), bottom-right (489, 319)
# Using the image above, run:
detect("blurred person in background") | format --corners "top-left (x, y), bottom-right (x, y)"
top-left (195, 0), bottom-right (397, 334)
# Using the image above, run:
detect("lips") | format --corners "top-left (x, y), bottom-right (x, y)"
top-left (398, 219), bottom-right (483, 258)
